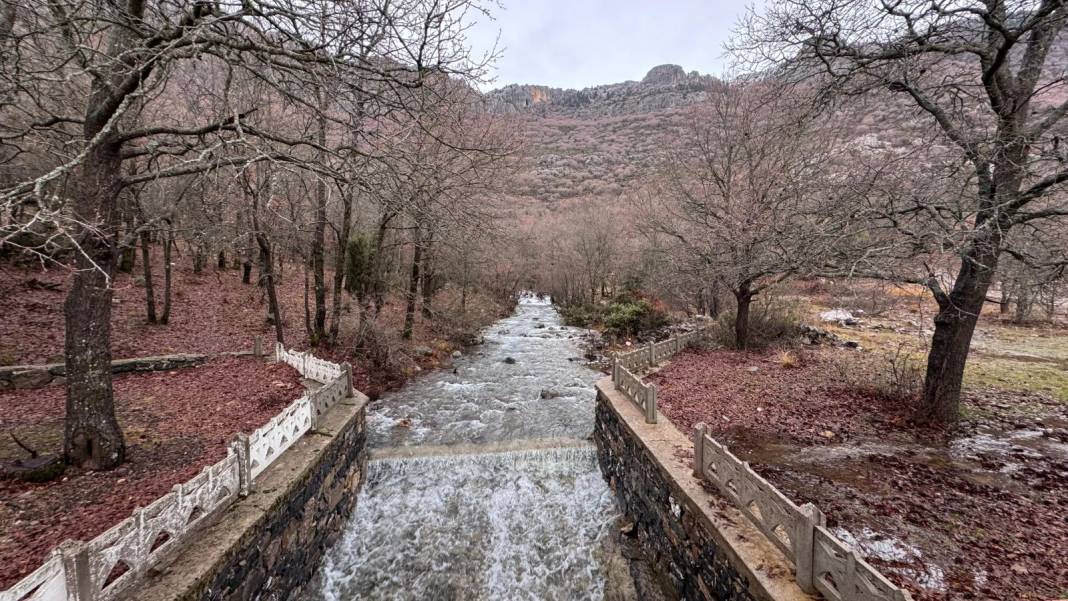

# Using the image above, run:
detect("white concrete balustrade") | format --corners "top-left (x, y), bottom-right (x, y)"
top-left (0, 345), bottom-right (355, 601)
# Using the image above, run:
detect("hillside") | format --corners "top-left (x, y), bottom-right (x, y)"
top-left (488, 64), bottom-right (931, 204)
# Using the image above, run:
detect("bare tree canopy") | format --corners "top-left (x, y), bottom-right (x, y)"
top-left (737, 0), bottom-right (1068, 423)
top-left (0, 0), bottom-right (495, 469)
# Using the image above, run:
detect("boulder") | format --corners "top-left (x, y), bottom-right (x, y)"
top-left (413, 346), bottom-right (434, 357)
top-left (819, 309), bottom-right (856, 324)
top-left (451, 350), bottom-right (462, 359)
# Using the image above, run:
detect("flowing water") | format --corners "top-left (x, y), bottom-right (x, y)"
top-left (309, 296), bottom-right (620, 601)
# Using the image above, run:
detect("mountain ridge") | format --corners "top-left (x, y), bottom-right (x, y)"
top-left (486, 64), bottom-right (720, 118)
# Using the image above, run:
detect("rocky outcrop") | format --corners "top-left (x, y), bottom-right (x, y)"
top-left (642, 64), bottom-right (687, 85)
top-left (485, 65), bottom-right (720, 118)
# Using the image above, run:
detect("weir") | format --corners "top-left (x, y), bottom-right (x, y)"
top-left (307, 296), bottom-right (624, 601)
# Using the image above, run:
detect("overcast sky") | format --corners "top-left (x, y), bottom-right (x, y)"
top-left (467, 1), bottom-right (755, 90)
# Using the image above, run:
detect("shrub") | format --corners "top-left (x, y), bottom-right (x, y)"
top-left (556, 292), bottom-right (670, 338)
top-left (559, 303), bottom-right (597, 328)
top-left (881, 342), bottom-right (925, 401)
top-left (603, 296), bottom-right (669, 338)
top-left (779, 349), bottom-right (800, 369)
top-left (829, 340), bottom-right (926, 403)
top-left (709, 295), bottom-right (803, 349)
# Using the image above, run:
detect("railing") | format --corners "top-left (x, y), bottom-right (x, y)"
top-left (611, 326), bottom-right (708, 424)
top-left (692, 424), bottom-right (914, 601)
top-left (611, 363), bottom-right (657, 423)
top-left (1, 344), bottom-right (357, 601)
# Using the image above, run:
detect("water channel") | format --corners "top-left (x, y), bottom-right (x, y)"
top-left (309, 296), bottom-right (622, 601)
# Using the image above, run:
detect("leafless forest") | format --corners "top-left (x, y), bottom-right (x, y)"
top-left (2, 1), bottom-right (1068, 599)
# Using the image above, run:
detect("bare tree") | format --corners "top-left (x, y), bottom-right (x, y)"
top-left (0, 0), bottom-right (495, 469)
top-left (639, 81), bottom-right (839, 348)
top-left (739, 1), bottom-right (1068, 423)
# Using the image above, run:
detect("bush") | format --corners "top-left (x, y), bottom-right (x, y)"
top-left (709, 295), bottom-right (803, 349)
top-left (829, 340), bottom-right (926, 403)
top-left (559, 303), bottom-right (598, 328)
top-left (603, 296), bottom-right (669, 338)
top-left (557, 293), bottom-right (670, 338)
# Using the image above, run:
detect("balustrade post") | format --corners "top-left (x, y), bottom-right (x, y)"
top-left (229, 433), bottom-right (254, 496)
top-left (645, 384), bottom-right (657, 424)
top-left (692, 422), bottom-right (706, 478)
top-left (341, 362), bottom-right (355, 399)
top-left (647, 343), bottom-right (654, 369)
top-left (254, 335), bottom-right (263, 358)
top-left (794, 503), bottom-right (825, 595)
top-left (60, 541), bottom-right (92, 601)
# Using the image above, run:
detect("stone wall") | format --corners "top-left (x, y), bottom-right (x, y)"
top-left (594, 379), bottom-right (811, 601)
top-left (133, 393), bottom-right (368, 601)
top-left (0, 353), bottom-right (230, 390)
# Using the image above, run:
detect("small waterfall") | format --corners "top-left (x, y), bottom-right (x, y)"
top-left (365, 440), bottom-right (599, 483)
top-left (313, 444), bottom-right (618, 601)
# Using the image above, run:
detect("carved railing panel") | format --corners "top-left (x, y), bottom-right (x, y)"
top-left (694, 425), bottom-right (913, 601)
top-left (0, 552), bottom-right (65, 601)
top-left (249, 397), bottom-right (312, 479)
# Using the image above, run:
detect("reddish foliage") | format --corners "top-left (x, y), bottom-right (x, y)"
top-left (654, 348), bottom-right (1068, 600)
top-left (0, 357), bottom-right (302, 588)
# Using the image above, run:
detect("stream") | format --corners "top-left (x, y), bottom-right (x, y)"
top-left (308, 296), bottom-right (621, 601)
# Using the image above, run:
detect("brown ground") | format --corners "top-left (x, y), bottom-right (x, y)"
top-left (0, 356), bottom-right (303, 588)
top-left (651, 347), bottom-right (1068, 601)
top-left (0, 255), bottom-right (511, 395)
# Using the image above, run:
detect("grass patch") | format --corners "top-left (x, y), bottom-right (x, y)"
top-left (965, 358), bottom-right (1068, 403)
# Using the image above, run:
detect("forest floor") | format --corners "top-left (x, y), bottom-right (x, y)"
top-left (0, 254), bottom-right (511, 395)
top-left (0, 253), bottom-right (512, 588)
top-left (0, 356), bottom-right (303, 588)
top-left (650, 284), bottom-right (1068, 601)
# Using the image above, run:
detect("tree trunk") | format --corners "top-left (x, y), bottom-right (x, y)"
top-left (919, 249), bottom-right (999, 424)
top-left (999, 278), bottom-right (1011, 315)
top-left (257, 245), bottom-right (267, 288)
top-left (402, 230), bottom-right (422, 340)
top-left (257, 232), bottom-right (285, 345)
top-left (420, 234), bottom-right (434, 320)
top-left (119, 202), bottom-right (136, 273)
top-left (192, 243), bottom-right (204, 274)
top-left (242, 227), bottom-right (253, 284)
top-left (1015, 282), bottom-right (1032, 324)
top-left (371, 212), bottom-right (392, 319)
top-left (329, 192), bottom-right (352, 345)
top-left (217, 249), bottom-right (226, 270)
top-left (140, 230), bottom-right (157, 323)
top-left (311, 110), bottom-right (328, 344)
top-left (733, 289), bottom-right (752, 350)
top-left (160, 224), bottom-right (173, 325)
top-left (304, 258), bottom-right (312, 338)
top-left (63, 140), bottom-right (125, 470)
